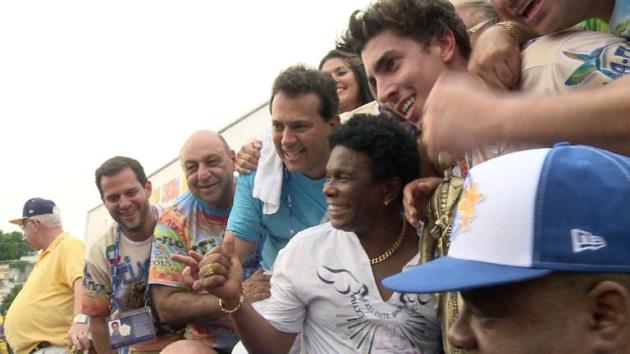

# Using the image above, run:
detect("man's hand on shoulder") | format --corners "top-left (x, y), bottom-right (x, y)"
top-left (235, 139), bottom-right (263, 175)
top-left (468, 23), bottom-right (522, 90)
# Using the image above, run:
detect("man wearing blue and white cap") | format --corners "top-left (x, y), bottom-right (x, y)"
top-left (384, 144), bottom-right (630, 353)
top-left (5, 198), bottom-right (88, 354)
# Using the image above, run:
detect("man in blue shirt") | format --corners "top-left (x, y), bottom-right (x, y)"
top-left (227, 65), bottom-right (340, 270)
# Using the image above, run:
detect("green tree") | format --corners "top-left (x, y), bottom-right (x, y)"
top-left (0, 231), bottom-right (30, 262)
top-left (0, 284), bottom-right (22, 316)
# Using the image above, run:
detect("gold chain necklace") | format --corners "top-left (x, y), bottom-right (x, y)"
top-left (370, 220), bottom-right (406, 265)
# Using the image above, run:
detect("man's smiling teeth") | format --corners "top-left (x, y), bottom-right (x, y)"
top-left (198, 179), bottom-right (218, 189)
top-left (328, 203), bottom-right (348, 211)
top-left (121, 210), bottom-right (136, 218)
top-left (285, 150), bottom-right (303, 158)
top-left (400, 97), bottom-right (415, 115)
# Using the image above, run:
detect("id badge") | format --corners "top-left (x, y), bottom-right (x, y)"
top-left (107, 307), bottom-right (157, 350)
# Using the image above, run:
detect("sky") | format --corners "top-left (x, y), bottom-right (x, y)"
top-left (0, 0), bottom-right (371, 240)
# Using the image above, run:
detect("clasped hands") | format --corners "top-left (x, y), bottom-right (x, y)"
top-left (170, 232), bottom-right (271, 307)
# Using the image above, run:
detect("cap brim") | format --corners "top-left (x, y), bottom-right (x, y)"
top-left (383, 256), bottom-right (553, 293)
top-left (9, 217), bottom-right (26, 225)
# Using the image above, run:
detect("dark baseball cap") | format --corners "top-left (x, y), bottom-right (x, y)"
top-left (9, 198), bottom-right (58, 225)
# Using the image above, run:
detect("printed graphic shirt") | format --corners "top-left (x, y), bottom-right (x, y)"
top-left (264, 223), bottom-right (442, 354)
top-left (82, 206), bottom-right (169, 353)
top-left (521, 29), bottom-right (630, 93)
top-left (227, 170), bottom-right (327, 270)
top-left (148, 191), bottom-right (248, 350)
top-left (82, 226), bottom-right (154, 316)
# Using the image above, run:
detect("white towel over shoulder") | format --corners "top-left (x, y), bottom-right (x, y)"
top-left (252, 127), bottom-right (284, 214)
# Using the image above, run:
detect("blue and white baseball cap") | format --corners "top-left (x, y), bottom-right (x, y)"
top-left (384, 144), bottom-right (630, 293)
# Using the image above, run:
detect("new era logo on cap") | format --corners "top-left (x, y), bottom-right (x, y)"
top-left (571, 229), bottom-right (607, 253)
top-left (383, 144), bottom-right (630, 294)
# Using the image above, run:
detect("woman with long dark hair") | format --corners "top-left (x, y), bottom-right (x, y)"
top-left (318, 49), bottom-right (374, 114)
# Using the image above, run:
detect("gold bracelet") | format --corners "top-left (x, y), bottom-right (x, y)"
top-left (219, 289), bottom-right (245, 314)
top-left (495, 21), bottom-right (522, 44)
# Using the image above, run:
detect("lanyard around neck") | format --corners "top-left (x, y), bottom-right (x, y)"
top-left (109, 212), bottom-right (156, 313)
top-left (283, 165), bottom-right (295, 238)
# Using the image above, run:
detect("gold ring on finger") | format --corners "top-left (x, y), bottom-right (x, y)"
top-left (200, 263), bottom-right (215, 278)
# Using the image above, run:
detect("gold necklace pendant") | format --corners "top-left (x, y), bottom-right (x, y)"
top-left (370, 220), bottom-right (406, 265)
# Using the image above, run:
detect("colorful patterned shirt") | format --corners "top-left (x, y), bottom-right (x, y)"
top-left (149, 192), bottom-right (259, 351)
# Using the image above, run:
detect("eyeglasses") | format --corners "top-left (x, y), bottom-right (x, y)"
top-left (19, 219), bottom-right (32, 230)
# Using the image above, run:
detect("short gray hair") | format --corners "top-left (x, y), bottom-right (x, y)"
top-left (31, 206), bottom-right (63, 228)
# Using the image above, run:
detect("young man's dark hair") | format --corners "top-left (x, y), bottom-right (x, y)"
top-left (269, 64), bottom-right (339, 121)
top-left (341, 0), bottom-right (471, 59)
top-left (95, 156), bottom-right (148, 197)
top-left (329, 114), bottom-right (420, 186)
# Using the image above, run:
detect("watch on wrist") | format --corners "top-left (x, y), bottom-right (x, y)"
top-left (73, 314), bottom-right (88, 324)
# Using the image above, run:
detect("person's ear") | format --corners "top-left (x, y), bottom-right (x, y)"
top-left (30, 219), bottom-right (40, 231)
top-left (382, 176), bottom-right (402, 207)
top-left (144, 180), bottom-right (152, 197)
top-left (329, 114), bottom-right (341, 127)
top-left (433, 30), bottom-right (457, 63)
top-left (228, 149), bottom-right (236, 163)
top-left (584, 280), bottom-right (630, 352)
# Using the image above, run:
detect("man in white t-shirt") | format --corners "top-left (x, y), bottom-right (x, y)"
top-left (173, 115), bottom-right (442, 353)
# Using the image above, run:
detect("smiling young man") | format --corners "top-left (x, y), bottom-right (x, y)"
top-left (226, 65), bottom-right (339, 271)
top-left (342, 0), bottom-right (471, 126)
top-left (83, 156), bottom-right (177, 354)
top-left (343, 0), bottom-right (630, 179)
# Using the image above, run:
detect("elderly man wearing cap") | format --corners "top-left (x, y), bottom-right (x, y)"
top-left (5, 198), bottom-right (89, 354)
top-left (384, 144), bottom-right (630, 354)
